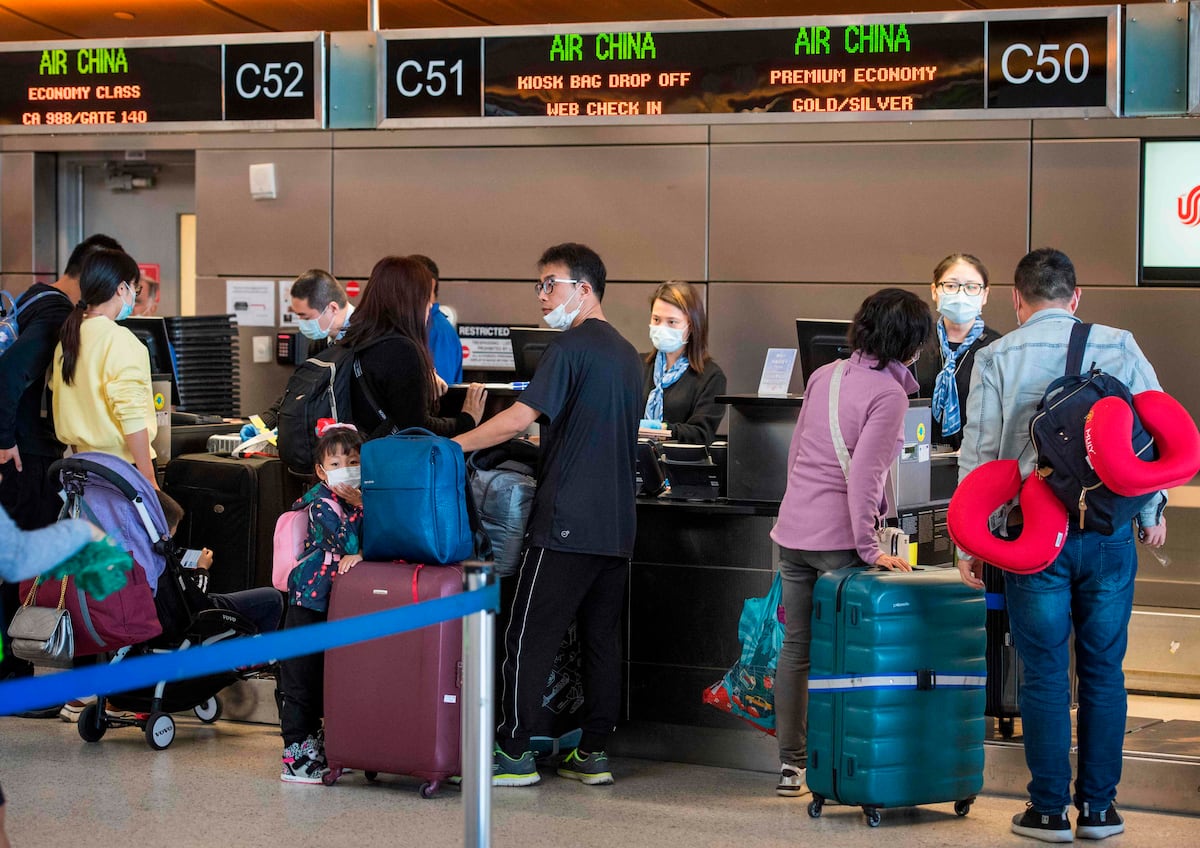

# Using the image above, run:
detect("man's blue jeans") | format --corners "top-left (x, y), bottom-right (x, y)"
top-left (1003, 523), bottom-right (1137, 813)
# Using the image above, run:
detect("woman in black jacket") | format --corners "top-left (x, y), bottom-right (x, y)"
top-left (914, 253), bottom-right (1003, 449)
top-left (639, 281), bottom-right (726, 445)
top-left (341, 256), bottom-right (485, 438)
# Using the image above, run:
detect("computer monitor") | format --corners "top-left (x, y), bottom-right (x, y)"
top-left (795, 319), bottom-right (852, 385)
top-left (119, 316), bottom-right (180, 405)
top-left (509, 326), bottom-right (560, 381)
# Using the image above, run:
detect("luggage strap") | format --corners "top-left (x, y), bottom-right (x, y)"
top-left (808, 672), bottom-right (986, 692)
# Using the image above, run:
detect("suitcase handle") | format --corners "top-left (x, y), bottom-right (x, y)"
top-left (411, 563), bottom-right (424, 603)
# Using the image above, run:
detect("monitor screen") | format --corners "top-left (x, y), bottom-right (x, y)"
top-left (795, 319), bottom-right (852, 385)
top-left (508, 326), bottom-right (560, 381)
top-left (119, 316), bottom-right (180, 405)
top-left (1141, 139), bottom-right (1200, 285)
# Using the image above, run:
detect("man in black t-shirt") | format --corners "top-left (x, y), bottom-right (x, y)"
top-left (454, 243), bottom-right (642, 788)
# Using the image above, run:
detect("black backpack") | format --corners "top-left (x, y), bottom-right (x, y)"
top-left (276, 337), bottom-right (394, 475)
top-left (1029, 322), bottom-right (1157, 535)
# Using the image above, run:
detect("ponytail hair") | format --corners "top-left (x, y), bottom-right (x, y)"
top-left (59, 248), bottom-right (140, 386)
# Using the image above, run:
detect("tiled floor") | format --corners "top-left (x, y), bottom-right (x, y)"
top-left (2, 713), bottom-right (1198, 848)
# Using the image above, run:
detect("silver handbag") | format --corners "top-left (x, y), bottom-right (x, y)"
top-left (8, 577), bottom-right (74, 668)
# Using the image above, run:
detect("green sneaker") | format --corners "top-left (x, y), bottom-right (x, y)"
top-left (557, 748), bottom-right (614, 786)
top-left (493, 745), bottom-right (540, 787)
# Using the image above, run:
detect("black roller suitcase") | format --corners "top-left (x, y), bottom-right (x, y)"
top-left (983, 562), bottom-right (1022, 739)
top-left (163, 453), bottom-right (301, 594)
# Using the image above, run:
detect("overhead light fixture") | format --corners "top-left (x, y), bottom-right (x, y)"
top-left (113, 12), bottom-right (136, 21)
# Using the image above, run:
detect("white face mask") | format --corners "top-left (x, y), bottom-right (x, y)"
top-left (325, 466), bottom-right (361, 489)
top-left (937, 291), bottom-right (983, 325)
top-left (543, 285), bottom-right (583, 331)
top-left (649, 324), bottom-right (687, 353)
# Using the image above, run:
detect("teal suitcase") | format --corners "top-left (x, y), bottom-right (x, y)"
top-left (806, 566), bottom-right (986, 827)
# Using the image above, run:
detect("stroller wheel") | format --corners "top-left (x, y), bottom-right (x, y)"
top-left (78, 704), bottom-right (108, 743)
top-left (144, 712), bottom-right (176, 750)
top-left (194, 697), bottom-right (222, 724)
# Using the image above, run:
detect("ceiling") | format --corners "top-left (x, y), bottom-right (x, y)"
top-left (0, 1), bottom-right (1119, 42)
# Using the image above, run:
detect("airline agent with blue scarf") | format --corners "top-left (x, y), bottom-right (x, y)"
top-left (915, 254), bottom-right (1002, 449)
top-left (638, 281), bottom-right (727, 445)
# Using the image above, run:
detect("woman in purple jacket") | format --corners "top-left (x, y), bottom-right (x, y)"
top-left (770, 288), bottom-right (932, 798)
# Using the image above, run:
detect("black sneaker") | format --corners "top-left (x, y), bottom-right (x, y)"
top-left (493, 745), bottom-right (540, 787)
top-left (557, 748), bottom-right (614, 786)
top-left (1012, 805), bottom-right (1074, 843)
top-left (1076, 803), bottom-right (1124, 840)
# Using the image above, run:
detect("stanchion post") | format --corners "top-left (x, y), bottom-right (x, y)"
top-left (462, 561), bottom-right (495, 848)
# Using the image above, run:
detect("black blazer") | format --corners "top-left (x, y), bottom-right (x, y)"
top-left (915, 323), bottom-right (1002, 449)
top-left (640, 357), bottom-right (727, 445)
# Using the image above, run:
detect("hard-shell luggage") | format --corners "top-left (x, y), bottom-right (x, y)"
top-left (806, 566), bottom-right (986, 827)
top-left (322, 561), bottom-right (462, 796)
top-left (163, 454), bottom-right (301, 594)
top-left (984, 562), bottom-right (1022, 739)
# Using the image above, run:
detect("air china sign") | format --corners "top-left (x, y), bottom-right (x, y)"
top-left (1142, 141), bottom-right (1200, 281)
top-left (1180, 184), bottom-right (1200, 227)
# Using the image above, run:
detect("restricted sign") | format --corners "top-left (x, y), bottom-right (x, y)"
top-left (344, 279), bottom-right (361, 298)
top-left (458, 323), bottom-right (517, 370)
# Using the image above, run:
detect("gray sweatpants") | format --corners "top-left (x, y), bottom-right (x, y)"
top-left (775, 546), bottom-right (861, 767)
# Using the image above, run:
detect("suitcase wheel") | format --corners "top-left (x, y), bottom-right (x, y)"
top-left (863, 807), bottom-right (881, 828)
top-left (419, 780), bottom-right (440, 799)
top-left (806, 796), bottom-right (823, 818)
top-left (954, 799), bottom-right (973, 817)
top-left (322, 768), bottom-right (343, 786)
top-left (365, 771), bottom-right (378, 782)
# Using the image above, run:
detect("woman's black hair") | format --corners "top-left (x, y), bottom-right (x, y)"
top-left (314, 426), bottom-right (365, 470)
top-left (58, 248), bottom-right (140, 386)
top-left (848, 288), bottom-right (933, 370)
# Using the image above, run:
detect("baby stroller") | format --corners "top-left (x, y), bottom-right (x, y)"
top-left (50, 454), bottom-right (261, 750)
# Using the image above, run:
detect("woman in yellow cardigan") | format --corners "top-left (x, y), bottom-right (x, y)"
top-left (50, 248), bottom-right (158, 488)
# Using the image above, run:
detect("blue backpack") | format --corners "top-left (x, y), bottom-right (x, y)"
top-left (1029, 322), bottom-right (1157, 535)
top-left (361, 428), bottom-right (492, 565)
top-left (0, 289), bottom-right (67, 356)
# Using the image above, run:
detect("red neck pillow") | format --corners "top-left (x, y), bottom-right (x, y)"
top-left (1085, 391), bottom-right (1200, 497)
top-left (948, 460), bottom-right (1069, 574)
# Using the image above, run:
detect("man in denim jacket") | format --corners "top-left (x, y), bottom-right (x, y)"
top-left (957, 248), bottom-right (1167, 844)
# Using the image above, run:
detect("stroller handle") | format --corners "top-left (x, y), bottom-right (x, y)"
top-left (50, 456), bottom-right (141, 501)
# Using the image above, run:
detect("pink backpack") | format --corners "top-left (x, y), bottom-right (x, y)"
top-left (272, 498), bottom-right (341, 591)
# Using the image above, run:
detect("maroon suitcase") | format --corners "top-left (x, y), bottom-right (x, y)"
top-left (322, 561), bottom-right (462, 796)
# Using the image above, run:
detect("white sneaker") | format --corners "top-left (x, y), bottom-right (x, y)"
top-left (776, 763), bottom-right (807, 797)
top-left (59, 697), bottom-right (96, 723)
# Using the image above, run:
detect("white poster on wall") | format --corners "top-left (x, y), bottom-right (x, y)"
top-left (279, 279), bottom-right (299, 328)
top-left (225, 279), bottom-right (275, 327)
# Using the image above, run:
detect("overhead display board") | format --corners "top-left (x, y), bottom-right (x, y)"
top-left (380, 7), bottom-right (1118, 125)
top-left (0, 33), bottom-right (324, 132)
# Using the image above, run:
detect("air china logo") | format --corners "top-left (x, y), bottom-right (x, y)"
top-left (1179, 185), bottom-right (1200, 227)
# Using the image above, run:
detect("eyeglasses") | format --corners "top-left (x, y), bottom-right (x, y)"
top-left (534, 277), bottom-right (581, 296)
top-left (937, 280), bottom-right (986, 296)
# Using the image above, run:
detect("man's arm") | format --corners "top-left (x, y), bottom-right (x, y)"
top-left (955, 348), bottom-right (1002, 589)
top-left (453, 402), bottom-right (539, 454)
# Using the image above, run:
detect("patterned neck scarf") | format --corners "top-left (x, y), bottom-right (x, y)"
top-left (644, 350), bottom-right (690, 422)
top-left (931, 317), bottom-right (984, 437)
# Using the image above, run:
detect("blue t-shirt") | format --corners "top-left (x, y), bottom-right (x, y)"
top-left (428, 304), bottom-right (463, 384)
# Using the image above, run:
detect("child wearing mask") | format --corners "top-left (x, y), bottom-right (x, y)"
top-left (275, 422), bottom-right (364, 783)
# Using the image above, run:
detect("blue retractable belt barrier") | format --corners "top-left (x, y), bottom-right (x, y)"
top-left (0, 581), bottom-right (499, 716)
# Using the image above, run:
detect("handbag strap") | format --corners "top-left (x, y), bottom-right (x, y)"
top-left (23, 576), bottom-right (69, 611)
top-left (828, 360), bottom-right (852, 484)
top-left (826, 358), bottom-right (898, 525)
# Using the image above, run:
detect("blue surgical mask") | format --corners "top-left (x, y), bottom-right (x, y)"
top-left (543, 285), bottom-right (583, 331)
top-left (649, 324), bottom-right (687, 353)
top-left (297, 308), bottom-right (332, 341)
top-left (937, 291), bottom-right (983, 325)
top-left (116, 285), bottom-right (134, 322)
